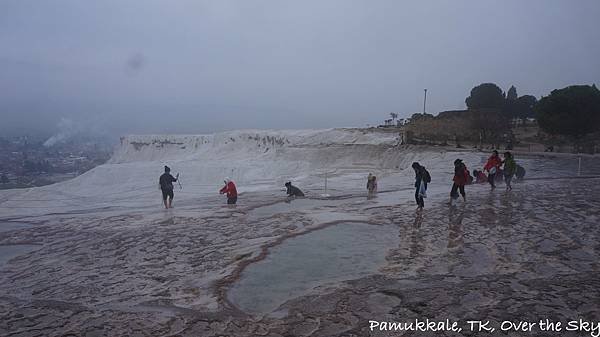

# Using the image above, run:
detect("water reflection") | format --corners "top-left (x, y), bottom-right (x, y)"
top-left (448, 204), bottom-right (465, 250)
top-left (228, 222), bottom-right (398, 314)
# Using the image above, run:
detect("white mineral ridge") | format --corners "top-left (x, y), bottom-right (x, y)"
top-left (0, 128), bottom-right (483, 218)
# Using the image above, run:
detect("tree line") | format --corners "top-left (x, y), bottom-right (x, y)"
top-left (465, 82), bottom-right (600, 139)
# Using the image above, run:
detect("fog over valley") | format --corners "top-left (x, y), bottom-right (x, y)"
top-left (1, 0), bottom-right (599, 138)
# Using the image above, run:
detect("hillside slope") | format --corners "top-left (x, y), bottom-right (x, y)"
top-left (0, 128), bottom-right (484, 219)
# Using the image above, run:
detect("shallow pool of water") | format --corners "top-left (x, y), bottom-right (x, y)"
top-left (228, 222), bottom-right (398, 314)
top-left (510, 155), bottom-right (600, 178)
top-left (0, 222), bottom-right (32, 233)
top-left (248, 198), bottom-right (353, 220)
top-left (0, 244), bottom-right (38, 267)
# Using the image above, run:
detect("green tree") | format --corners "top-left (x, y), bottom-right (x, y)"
top-left (536, 85), bottom-right (600, 137)
top-left (469, 109), bottom-right (511, 145)
top-left (409, 113), bottom-right (434, 122)
top-left (515, 95), bottom-right (537, 122)
top-left (507, 85), bottom-right (518, 101)
top-left (466, 83), bottom-right (506, 110)
top-left (506, 94), bottom-right (537, 124)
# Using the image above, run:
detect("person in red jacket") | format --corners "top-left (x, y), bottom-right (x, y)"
top-left (219, 177), bottom-right (238, 205)
top-left (483, 150), bottom-right (502, 190)
top-left (450, 159), bottom-right (468, 202)
top-left (473, 169), bottom-right (488, 184)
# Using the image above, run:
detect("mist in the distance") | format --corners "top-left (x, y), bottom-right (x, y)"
top-left (1, 0), bottom-right (599, 139)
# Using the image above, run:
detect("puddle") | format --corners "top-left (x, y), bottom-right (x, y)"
top-left (228, 222), bottom-right (398, 314)
top-left (0, 222), bottom-right (32, 233)
top-left (0, 244), bottom-right (38, 267)
top-left (248, 198), bottom-right (353, 220)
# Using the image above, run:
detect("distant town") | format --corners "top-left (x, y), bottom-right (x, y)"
top-left (0, 136), bottom-right (112, 190)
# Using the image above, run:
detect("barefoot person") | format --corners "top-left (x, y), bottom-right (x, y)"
top-left (473, 169), bottom-right (488, 184)
top-left (366, 173), bottom-right (378, 199)
top-left (412, 162), bottom-right (431, 209)
top-left (159, 165), bottom-right (179, 209)
top-left (285, 181), bottom-right (305, 197)
top-left (219, 177), bottom-right (238, 205)
top-left (483, 150), bottom-right (502, 190)
top-left (450, 159), bottom-right (468, 203)
top-left (503, 151), bottom-right (516, 191)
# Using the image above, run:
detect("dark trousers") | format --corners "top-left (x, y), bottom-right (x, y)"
top-left (504, 174), bottom-right (513, 187)
top-left (415, 187), bottom-right (424, 208)
top-left (227, 197), bottom-right (237, 204)
top-left (450, 183), bottom-right (466, 199)
top-left (161, 189), bottom-right (174, 201)
top-left (487, 173), bottom-right (496, 188)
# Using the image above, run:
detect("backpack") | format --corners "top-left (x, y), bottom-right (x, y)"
top-left (463, 165), bottom-right (470, 182)
top-left (467, 171), bottom-right (474, 184)
top-left (423, 168), bottom-right (431, 183)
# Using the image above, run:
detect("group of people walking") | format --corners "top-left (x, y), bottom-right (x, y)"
top-left (411, 150), bottom-right (525, 210)
top-left (158, 150), bottom-right (525, 210)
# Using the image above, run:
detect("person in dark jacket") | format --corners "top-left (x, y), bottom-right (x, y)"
top-left (366, 173), bottom-right (378, 198)
top-left (450, 159), bottom-right (468, 202)
top-left (412, 162), bottom-right (430, 210)
top-left (285, 181), bottom-right (305, 197)
top-left (159, 165), bottom-right (178, 209)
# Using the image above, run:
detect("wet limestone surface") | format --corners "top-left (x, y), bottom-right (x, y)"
top-left (0, 222), bottom-right (32, 233)
top-left (228, 222), bottom-right (398, 315)
top-left (1, 177), bottom-right (600, 336)
top-left (0, 245), bottom-right (39, 268)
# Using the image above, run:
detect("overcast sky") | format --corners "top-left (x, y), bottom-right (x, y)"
top-left (1, 0), bottom-right (599, 137)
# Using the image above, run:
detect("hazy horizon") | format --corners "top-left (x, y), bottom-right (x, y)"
top-left (1, 0), bottom-right (599, 138)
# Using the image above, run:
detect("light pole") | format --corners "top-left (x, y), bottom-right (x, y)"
top-left (423, 88), bottom-right (427, 114)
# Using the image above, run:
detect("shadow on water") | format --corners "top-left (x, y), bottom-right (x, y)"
top-left (227, 222), bottom-right (397, 315)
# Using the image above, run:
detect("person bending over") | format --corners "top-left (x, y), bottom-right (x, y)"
top-left (285, 181), bottom-right (305, 197)
top-left (220, 177), bottom-right (238, 205)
